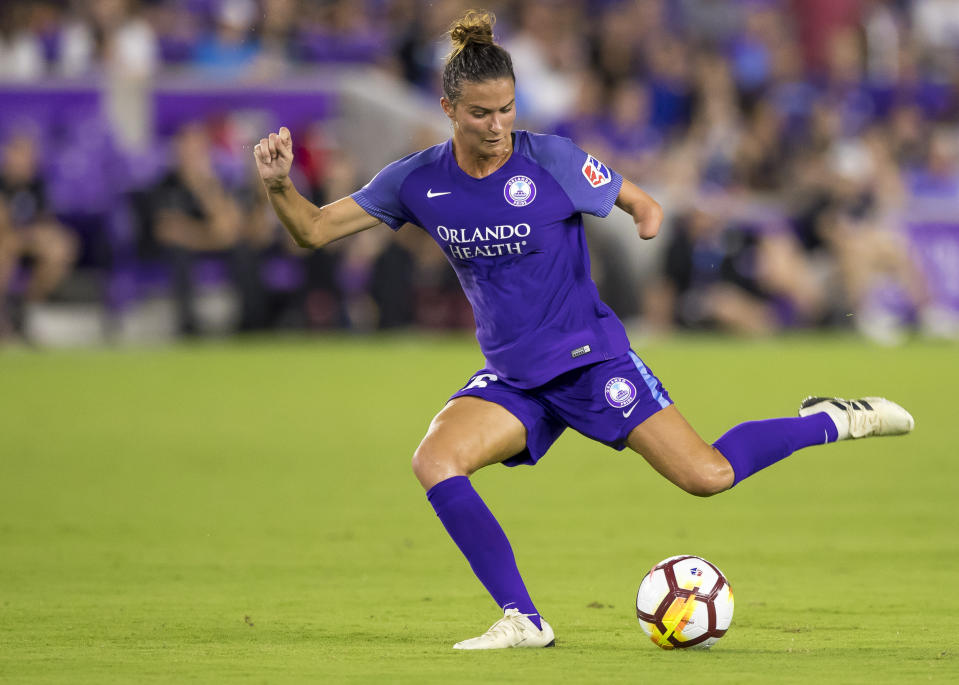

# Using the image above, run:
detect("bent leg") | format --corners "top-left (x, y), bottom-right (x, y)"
top-left (627, 404), bottom-right (839, 495)
top-left (626, 405), bottom-right (734, 496)
top-left (412, 396), bottom-right (527, 490)
top-left (21, 222), bottom-right (78, 302)
top-left (412, 396), bottom-right (543, 628)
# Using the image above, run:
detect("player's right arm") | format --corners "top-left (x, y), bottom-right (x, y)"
top-left (253, 127), bottom-right (380, 248)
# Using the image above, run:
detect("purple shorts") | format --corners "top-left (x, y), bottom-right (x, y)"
top-left (450, 350), bottom-right (673, 466)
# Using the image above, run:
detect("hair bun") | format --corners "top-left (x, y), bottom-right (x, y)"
top-left (442, 9), bottom-right (513, 102)
top-left (449, 9), bottom-right (496, 56)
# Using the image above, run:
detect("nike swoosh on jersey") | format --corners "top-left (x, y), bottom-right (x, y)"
top-left (427, 189), bottom-right (452, 198)
top-left (623, 403), bottom-right (638, 418)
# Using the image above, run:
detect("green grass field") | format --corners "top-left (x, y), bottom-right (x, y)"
top-left (1, 334), bottom-right (957, 683)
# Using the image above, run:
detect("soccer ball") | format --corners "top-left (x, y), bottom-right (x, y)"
top-left (635, 555), bottom-right (734, 650)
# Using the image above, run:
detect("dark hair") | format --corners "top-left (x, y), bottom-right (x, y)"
top-left (442, 10), bottom-right (515, 104)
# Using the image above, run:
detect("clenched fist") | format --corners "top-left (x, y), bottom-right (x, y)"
top-left (254, 126), bottom-right (294, 191)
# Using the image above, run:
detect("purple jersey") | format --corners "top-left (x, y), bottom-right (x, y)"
top-left (351, 130), bottom-right (627, 388)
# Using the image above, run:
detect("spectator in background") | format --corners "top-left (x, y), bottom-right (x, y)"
top-left (808, 117), bottom-right (943, 343)
top-left (766, 37), bottom-right (818, 138)
top-left (600, 80), bottom-right (663, 184)
top-left (192, 0), bottom-right (261, 80)
top-left (643, 204), bottom-right (779, 336)
top-left (820, 27), bottom-right (876, 136)
top-left (733, 98), bottom-right (790, 192)
top-left (590, 1), bottom-right (644, 86)
top-left (726, 1), bottom-right (782, 107)
top-left (54, 0), bottom-right (159, 150)
top-left (387, 0), bottom-right (439, 91)
top-left (294, 0), bottom-right (390, 66)
top-left (58, 0), bottom-right (158, 78)
top-left (685, 53), bottom-right (743, 188)
top-left (643, 32), bottom-right (693, 134)
top-left (150, 122), bottom-right (267, 335)
top-left (290, 121), bottom-right (469, 332)
top-left (0, 0), bottom-right (955, 343)
top-left (642, 199), bottom-right (828, 337)
top-left (861, 0), bottom-right (906, 86)
top-left (790, 0), bottom-right (862, 76)
top-left (911, 0), bottom-right (959, 80)
top-left (0, 134), bottom-right (78, 338)
top-left (904, 124), bottom-right (959, 338)
top-left (887, 102), bottom-right (928, 170)
top-left (288, 122), bottom-right (352, 329)
top-left (257, 0), bottom-right (298, 74)
top-left (677, 0), bottom-right (741, 47)
top-left (504, 1), bottom-right (581, 127)
top-left (0, 3), bottom-right (46, 81)
top-left (905, 124), bottom-right (959, 199)
top-left (143, 0), bottom-right (204, 64)
top-left (550, 68), bottom-right (607, 146)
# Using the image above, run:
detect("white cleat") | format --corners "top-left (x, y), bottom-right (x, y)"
top-left (799, 396), bottom-right (915, 440)
top-left (453, 608), bottom-right (555, 650)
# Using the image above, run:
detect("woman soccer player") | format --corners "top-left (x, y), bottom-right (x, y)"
top-left (253, 10), bottom-right (914, 650)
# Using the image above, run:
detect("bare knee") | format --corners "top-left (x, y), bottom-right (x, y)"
top-left (411, 440), bottom-right (474, 491)
top-left (627, 405), bottom-right (737, 498)
top-left (677, 457), bottom-right (734, 497)
top-left (411, 443), bottom-right (443, 490)
top-left (410, 397), bottom-right (528, 491)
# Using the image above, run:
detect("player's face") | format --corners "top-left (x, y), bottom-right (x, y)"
top-left (443, 77), bottom-right (516, 158)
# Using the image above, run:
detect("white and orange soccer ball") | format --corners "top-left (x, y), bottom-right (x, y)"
top-left (636, 555), bottom-right (734, 650)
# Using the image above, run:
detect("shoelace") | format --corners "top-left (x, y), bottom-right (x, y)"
top-left (482, 609), bottom-right (538, 640)
top-left (841, 399), bottom-right (879, 437)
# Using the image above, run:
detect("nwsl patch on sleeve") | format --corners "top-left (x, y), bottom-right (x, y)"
top-left (581, 154), bottom-right (612, 188)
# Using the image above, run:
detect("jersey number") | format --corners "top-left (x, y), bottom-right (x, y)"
top-left (466, 373), bottom-right (499, 389)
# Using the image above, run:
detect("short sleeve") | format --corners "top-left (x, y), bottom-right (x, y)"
top-left (524, 133), bottom-right (623, 218)
top-left (350, 158), bottom-right (416, 231)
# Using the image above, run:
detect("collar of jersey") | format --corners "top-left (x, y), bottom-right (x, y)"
top-left (446, 133), bottom-right (519, 184)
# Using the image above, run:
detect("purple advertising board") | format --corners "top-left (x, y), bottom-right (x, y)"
top-left (909, 222), bottom-right (959, 312)
top-left (0, 80), bottom-right (335, 139)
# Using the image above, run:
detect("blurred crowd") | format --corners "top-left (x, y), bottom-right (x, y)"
top-left (2, 0), bottom-right (959, 343)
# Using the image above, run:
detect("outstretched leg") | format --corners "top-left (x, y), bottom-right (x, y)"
top-left (412, 397), bottom-right (554, 648)
top-left (627, 397), bottom-right (914, 494)
top-left (627, 405), bottom-right (838, 494)
top-left (626, 405), bottom-right (736, 496)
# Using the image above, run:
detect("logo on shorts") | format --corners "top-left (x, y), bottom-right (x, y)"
top-left (571, 344), bottom-right (591, 358)
top-left (504, 175), bottom-right (536, 207)
top-left (604, 377), bottom-right (637, 408)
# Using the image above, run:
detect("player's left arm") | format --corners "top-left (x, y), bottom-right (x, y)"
top-left (615, 179), bottom-right (663, 240)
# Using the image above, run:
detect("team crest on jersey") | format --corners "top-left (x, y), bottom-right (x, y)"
top-left (504, 175), bottom-right (536, 207)
top-left (582, 154), bottom-right (612, 188)
top-left (604, 377), bottom-right (637, 408)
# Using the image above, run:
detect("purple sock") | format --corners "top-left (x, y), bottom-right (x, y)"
top-left (714, 413), bottom-right (838, 486)
top-left (426, 475), bottom-right (542, 629)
